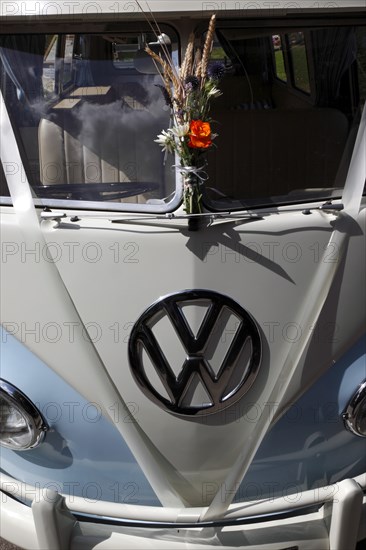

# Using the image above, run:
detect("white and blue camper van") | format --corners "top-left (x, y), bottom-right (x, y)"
top-left (0, 1), bottom-right (365, 548)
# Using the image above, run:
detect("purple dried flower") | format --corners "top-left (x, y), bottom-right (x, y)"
top-left (184, 75), bottom-right (200, 91)
top-left (207, 61), bottom-right (226, 81)
top-left (155, 84), bottom-right (172, 108)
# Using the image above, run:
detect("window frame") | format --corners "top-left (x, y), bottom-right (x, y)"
top-left (286, 31), bottom-right (311, 94)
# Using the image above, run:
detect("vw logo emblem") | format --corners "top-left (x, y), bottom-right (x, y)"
top-left (128, 290), bottom-right (261, 416)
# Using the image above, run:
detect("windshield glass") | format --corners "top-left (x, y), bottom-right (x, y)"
top-left (204, 23), bottom-right (366, 210)
top-left (0, 28), bottom-right (177, 210)
top-left (1, 21), bottom-right (365, 213)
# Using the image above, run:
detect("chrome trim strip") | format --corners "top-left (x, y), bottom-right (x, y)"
top-left (30, 194), bottom-right (183, 213)
top-left (1, 472), bottom-right (365, 523)
top-left (72, 504), bottom-right (321, 529)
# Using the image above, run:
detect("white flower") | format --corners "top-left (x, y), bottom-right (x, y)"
top-left (207, 85), bottom-right (222, 98)
top-left (154, 129), bottom-right (175, 153)
top-left (171, 123), bottom-right (189, 138)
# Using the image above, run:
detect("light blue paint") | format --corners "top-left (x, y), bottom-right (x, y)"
top-left (238, 335), bottom-right (366, 502)
top-left (1, 327), bottom-right (365, 506)
top-left (0, 327), bottom-right (160, 506)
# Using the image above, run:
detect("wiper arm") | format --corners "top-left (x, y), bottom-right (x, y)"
top-left (111, 211), bottom-right (263, 231)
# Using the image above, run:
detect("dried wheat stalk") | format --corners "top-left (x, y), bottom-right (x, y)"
top-left (145, 45), bottom-right (181, 103)
top-left (200, 14), bottom-right (216, 87)
top-left (194, 47), bottom-right (202, 78)
top-left (180, 33), bottom-right (195, 81)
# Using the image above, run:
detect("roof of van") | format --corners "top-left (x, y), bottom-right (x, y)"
top-left (1, 0), bottom-right (365, 19)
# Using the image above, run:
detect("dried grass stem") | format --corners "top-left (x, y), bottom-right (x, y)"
top-left (200, 14), bottom-right (216, 87)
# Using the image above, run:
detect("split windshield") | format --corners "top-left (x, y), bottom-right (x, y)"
top-left (0, 21), bottom-right (365, 212)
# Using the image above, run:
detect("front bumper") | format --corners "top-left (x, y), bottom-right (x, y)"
top-left (1, 473), bottom-right (365, 550)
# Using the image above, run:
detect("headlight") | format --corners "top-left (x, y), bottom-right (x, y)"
top-left (343, 380), bottom-right (366, 437)
top-left (0, 380), bottom-right (48, 450)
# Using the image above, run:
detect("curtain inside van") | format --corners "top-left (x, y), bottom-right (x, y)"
top-left (311, 27), bottom-right (357, 106)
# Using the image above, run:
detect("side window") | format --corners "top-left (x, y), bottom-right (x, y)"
top-left (61, 34), bottom-right (76, 89)
top-left (112, 37), bottom-right (140, 69)
top-left (272, 34), bottom-right (287, 82)
top-left (42, 34), bottom-right (76, 97)
top-left (272, 31), bottom-right (311, 96)
top-left (43, 35), bottom-right (59, 97)
top-left (210, 39), bottom-right (227, 64)
top-left (288, 31), bottom-right (310, 93)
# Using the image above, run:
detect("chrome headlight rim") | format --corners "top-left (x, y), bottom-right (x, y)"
top-left (343, 380), bottom-right (366, 438)
top-left (0, 379), bottom-right (48, 450)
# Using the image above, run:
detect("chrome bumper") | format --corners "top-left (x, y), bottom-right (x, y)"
top-left (1, 473), bottom-right (365, 550)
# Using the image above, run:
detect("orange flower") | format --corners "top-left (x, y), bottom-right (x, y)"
top-left (188, 120), bottom-right (212, 149)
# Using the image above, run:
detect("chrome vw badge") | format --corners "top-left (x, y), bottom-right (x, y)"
top-left (128, 290), bottom-right (261, 416)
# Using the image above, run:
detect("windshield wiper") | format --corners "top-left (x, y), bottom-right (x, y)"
top-left (110, 211), bottom-right (263, 231)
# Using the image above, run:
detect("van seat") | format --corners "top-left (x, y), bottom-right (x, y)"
top-left (207, 108), bottom-right (349, 199)
top-left (38, 106), bottom-right (163, 203)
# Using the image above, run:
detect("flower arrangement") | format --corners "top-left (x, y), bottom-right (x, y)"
top-left (145, 14), bottom-right (224, 214)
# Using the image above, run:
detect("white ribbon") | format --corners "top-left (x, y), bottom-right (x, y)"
top-left (175, 165), bottom-right (209, 182)
top-left (342, 102), bottom-right (366, 218)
